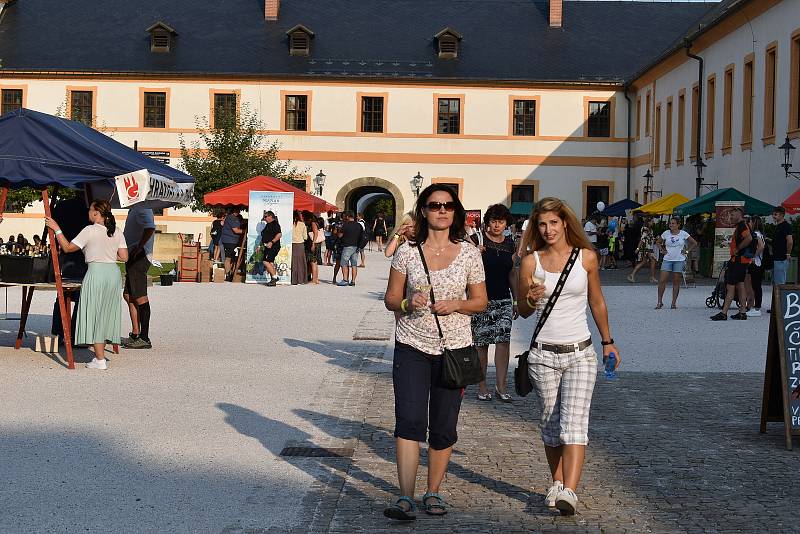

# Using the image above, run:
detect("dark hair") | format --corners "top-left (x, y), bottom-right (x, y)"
top-left (302, 210), bottom-right (316, 225)
top-left (412, 184), bottom-right (465, 244)
top-left (343, 210), bottom-right (354, 220)
top-left (265, 210), bottom-right (275, 219)
top-left (774, 205), bottom-right (786, 215)
top-left (483, 203), bottom-right (513, 227)
top-left (669, 216), bottom-right (682, 228)
top-left (92, 199), bottom-right (116, 237)
top-left (293, 210), bottom-right (301, 223)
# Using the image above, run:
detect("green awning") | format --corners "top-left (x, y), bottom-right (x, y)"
top-left (510, 201), bottom-right (534, 216)
top-left (673, 188), bottom-right (775, 216)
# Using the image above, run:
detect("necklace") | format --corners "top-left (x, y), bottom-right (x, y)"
top-left (425, 242), bottom-right (449, 256)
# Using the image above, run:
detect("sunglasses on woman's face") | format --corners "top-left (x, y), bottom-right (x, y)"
top-left (425, 201), bottom-right (456, 212)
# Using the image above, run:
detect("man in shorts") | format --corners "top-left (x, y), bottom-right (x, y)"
top-left (711, 207), bottom-right (752, 321)
top-left (337, 211), bottom-right (364, 286)
top-left (260, 211), bottom-right (282, 286)
top-left (122, 204), bottom-right (156, 349)
top-left (220, 207), bottom-right (244, 281)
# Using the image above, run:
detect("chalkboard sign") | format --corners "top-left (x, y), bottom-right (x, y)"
top-left (760, 285), bottom-right (800, 450)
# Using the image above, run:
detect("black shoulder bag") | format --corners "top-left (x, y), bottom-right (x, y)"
top-left (417, 243), bottom-right (484, 389)
top-left (514, 247), bottom-right (580, 396)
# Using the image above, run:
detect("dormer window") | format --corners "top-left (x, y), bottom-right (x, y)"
top-left (434, 28), bottom-right (462, 59)
top-left (147, 21), bottom-right (177, 53)
top-left (286, 24), bottom-right (314, 56)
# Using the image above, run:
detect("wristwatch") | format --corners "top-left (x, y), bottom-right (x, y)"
top-left (601, 338), bottom-right (615, 346)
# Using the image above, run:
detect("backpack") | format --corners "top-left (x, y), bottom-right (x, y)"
top-left (357, 226), bottom-right (369, 249)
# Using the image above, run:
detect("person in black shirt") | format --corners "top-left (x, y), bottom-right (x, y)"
top-left (50, 197), bottom-right (90, 342)
top-left (337, 211), bottom-right (364, 286)
top-left (209, 211), bottom-right (224, 262)
top-left (260, 211), bottom-right (282, 286)
top-left (771, 206), bottom-right (793, 286)
top-left (471, 204), bottom-right (517, 402)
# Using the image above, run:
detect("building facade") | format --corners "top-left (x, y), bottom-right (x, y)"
top-left (0, 0), bottom-right (796, 240)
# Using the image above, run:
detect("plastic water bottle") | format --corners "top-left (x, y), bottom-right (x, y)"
top-left (604, 352), bottom-right (617, 380)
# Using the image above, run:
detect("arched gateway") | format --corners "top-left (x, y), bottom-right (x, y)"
top-left (335, 177), bottom-right (405, 228)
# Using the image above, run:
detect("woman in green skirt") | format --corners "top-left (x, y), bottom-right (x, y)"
top-left (46, 200), bottom-right (128, 370)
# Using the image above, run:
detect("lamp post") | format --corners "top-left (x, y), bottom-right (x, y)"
top-left (779, 137), bottom-right (800, 179)
top-left (694, 156), bottom-right (716, 196)
top-left (642, 168), bottom-right (661, 203)
top-left (410, 171), bottom-right (424, 198)
top-left (313, 169), bottom-right (326, 196)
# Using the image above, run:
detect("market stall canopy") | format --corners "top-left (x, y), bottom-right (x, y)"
top-left (781, 188), bottom-right (800, 214)
top-left (673, 188), bottom-right (774, 216)
top-left (0, 108), bottom-right (194, 208)
top-left (204, 175), bottom-right (337, 213)
top-left (600, 198), bottom-right (642, 217)
top-left (637, 193), bottom-right (690, 215)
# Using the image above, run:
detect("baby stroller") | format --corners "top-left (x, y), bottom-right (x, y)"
top-left (705, 261), bottom-right (740, 309)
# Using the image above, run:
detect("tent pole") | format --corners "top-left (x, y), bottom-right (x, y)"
top-left (41, 185), bottom-right (59, 242)
top-left (42, 187), bottom-right (75, 370)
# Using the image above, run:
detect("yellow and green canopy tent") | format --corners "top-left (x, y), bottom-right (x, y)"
top-left (636, 193), bottom-right (690, 215)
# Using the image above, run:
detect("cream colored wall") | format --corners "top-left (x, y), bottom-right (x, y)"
top-left (632, 0), bottom-right (799, 205)
top-left (13, 78), bottom-right (630, 232)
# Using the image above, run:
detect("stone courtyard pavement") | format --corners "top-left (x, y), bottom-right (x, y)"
top-left (0, 251), bottom-right (797, 533)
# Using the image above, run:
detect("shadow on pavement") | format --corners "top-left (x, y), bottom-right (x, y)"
top-left (283, 338), bottom-right (391, 373)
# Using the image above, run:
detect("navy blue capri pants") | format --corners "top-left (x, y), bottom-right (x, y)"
top-left (392, 342), bottom-right (464, 450)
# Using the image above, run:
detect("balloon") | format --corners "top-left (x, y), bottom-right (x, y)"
top-left (596, 201), bottom-right (606, 212)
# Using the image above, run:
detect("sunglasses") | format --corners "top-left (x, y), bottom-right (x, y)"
top-left (425, 201), bottom-right (456, 212)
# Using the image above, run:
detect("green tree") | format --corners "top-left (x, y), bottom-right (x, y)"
top-left (179, 105), bottom-right (303, 211)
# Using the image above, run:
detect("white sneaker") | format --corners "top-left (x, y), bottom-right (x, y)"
top-left (555, 487), bottom-right (578, 515)
top-left (545, 481), bottom-right (563, 507)
top-left (746, 309), bottom-right (761, 317)
top-left (85, 358), bottom-right (108, 370)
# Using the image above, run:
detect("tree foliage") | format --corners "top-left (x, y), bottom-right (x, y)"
top-left (179, 105), bottom-right (303, 211)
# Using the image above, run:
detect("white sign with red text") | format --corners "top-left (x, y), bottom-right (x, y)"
top-left (114, 169), bottom-right (194, 207)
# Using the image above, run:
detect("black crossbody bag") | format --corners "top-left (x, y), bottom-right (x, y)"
top-left (515, 247), bottom-right (581, 396)
top-left (417, 243), bottom-right (484, 389)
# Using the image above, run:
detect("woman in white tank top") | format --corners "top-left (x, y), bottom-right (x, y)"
top-left (517, 197), bottom-right (620, 516)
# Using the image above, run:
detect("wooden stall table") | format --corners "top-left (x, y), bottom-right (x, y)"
top-left (0, 281), bottom-right (119, 369)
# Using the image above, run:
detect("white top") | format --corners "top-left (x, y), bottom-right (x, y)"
top-left (660, 229), bottom-right (691, 262)
top-left (753, 231), bottom-right (765, 267)
top-left (392, 241), bottom-right (485, 355)
top-left (584, 221), bottom-right (597, 243)
top-left (532, 250), bottom-right (591, 344)
top-left (123, 205), bottom-right (156, 257)
top-left (72, 224), bottom-right (127, 263)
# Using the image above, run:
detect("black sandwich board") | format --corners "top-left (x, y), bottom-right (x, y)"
top-left (760, 285), bottom-right (800, 450)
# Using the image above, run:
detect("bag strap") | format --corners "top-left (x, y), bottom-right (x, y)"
top-left (528, 247), bottom-right (581, 349)
top-left (416, 242), bottom-right (446, 342)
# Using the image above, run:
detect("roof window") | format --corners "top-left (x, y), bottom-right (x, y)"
top-left (287, 25), bottom-right (314, 56)
top-left (147, 21), bottom-right (177, 53)
top-left (434, 28), bottom-right (462, 59)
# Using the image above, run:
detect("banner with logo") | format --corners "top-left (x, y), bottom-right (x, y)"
top-left (713, 200), bottom-right (745, 278)
top-left (114, 169), bottom-right (194, 207)
top-left (246, 191), bottom-right (294, 284)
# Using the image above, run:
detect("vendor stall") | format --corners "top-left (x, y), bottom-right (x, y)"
top-left (637, 193), bottom-right (690, 216)
top-left (781, 188), bottom-right (800, 214)
top-left (600, 198), bottom-right (642, 217)
top-left (0, 108), bottom-right (195, 369)
top-left (673, 187), bottom-right (774, 216)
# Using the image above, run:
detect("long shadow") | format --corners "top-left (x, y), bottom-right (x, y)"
top-left (216, 403), bottom-right (398, 502)
top-left (293, 408), bottom-right (545, 509)
top-left (283, 338), bottom-right (391, 374)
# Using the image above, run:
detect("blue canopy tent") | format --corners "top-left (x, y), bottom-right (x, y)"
top-left (0, 108), bottom-right (196, 369)
top-left (600, 198), bottom-right (641, 217)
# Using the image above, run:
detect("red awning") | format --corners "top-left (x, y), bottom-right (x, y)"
top-left (203, 175), bottom-right (337, 212)
top-left (782, 188), bottom-right (800, 214)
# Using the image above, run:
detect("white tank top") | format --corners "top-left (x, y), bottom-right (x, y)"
top-left (532, 250), bottom-right (591, 344)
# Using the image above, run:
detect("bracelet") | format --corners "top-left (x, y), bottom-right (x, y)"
top-left (400, 299), bottom-right (408, 313)
top-left (601, 338), bottom-right (615, 346)
top-left (393, 234), bottom-right (400, 240)
top-left (54, 229), bottom-right (63, 236)
top-left (512, 300), bottom-right (518, 306)
top-left (525, 296), bottom-right (535, 308)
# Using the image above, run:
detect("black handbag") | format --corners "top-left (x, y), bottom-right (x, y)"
top-left (515, 247), bottom-right (581, 396)
top-left (417, 243), bottom-right (484, 389)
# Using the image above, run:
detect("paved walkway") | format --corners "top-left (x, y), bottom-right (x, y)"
top-left (0, 250), bottom-right (796, 533)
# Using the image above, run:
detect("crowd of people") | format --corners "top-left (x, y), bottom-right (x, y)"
top-left (382, 184), bottom-right (619, 519)
top-left (0, 232), bottom-right (49, 256)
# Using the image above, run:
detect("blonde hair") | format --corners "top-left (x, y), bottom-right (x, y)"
top-left (520, 197), bottom-right (593, 254)
top-left (390, 212), bottom-right (415, 240)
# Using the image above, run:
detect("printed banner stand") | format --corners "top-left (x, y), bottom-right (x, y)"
top-left (246, 191), bottom-right (294, 284)
top-left (760, 285), bottom-right (800, 450)
top-left (712, 201), bottom-right (745, 278)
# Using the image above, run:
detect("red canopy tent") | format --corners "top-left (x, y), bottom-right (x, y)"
top-left (203, 175), bottom-right (337, 212)
top-left (782, 188), bottom-right (800, 214)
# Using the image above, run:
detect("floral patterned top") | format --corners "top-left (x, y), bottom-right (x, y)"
top-left (392, 241), bottom-right (485, 355)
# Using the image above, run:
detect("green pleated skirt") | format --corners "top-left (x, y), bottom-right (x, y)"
top-left (76, 262), bottom-right (122, 345)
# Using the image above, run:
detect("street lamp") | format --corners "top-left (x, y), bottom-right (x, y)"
top-left (642, 168), bottom-right (661, 202)
top-left (694, 156), bottom-right (716, 195)
top-left (313, 169), bottom-right (326, 196)
top-left (779, 137), bottom-right (800, 179)
top-left (410, 171), bottom-right (424, 198)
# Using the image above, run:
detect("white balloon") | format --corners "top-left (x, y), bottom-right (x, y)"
top-left (597, 201), bottom-right (606, 212)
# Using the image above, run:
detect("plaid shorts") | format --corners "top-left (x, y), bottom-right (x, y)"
top-left (528, 343), bottom-right (598, 447)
